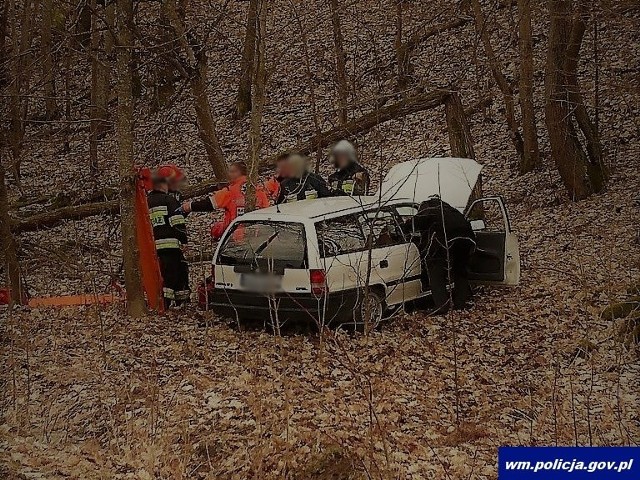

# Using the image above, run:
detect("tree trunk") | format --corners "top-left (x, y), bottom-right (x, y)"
top-left (517, 0), bottom-right (539, 173)
top-left (394, 0), bottom-right (409, 93)
top-left (545, 0), bottom-right (595, 200)
top-left (470, 0), bottom-right (524, 160)
top-left (291, 0), bottom-right (322, 172)
top-left (564, 1), bottom-right (607, 188)
top-left (0, 160), bottom-right (22, 306)
top-left (246, 0), bottom-right (268, 212)
top-left (154, 1), bottom-right (180, 110)
top-left (76, 1), bottom-right (91, 46)
top-left (90, 0), bottom-right (109, 173)
top-left (9, 0), bottom-right (34, 184)
top-left (235, 0), bottom-right (258, 118)
top-left (190, 50), bottom-right (228, 181)
top-left (164, 0), bottom-right (228, 180)
top-left (0, 0), bottom-right (9, 86)
top-left (445, 92), bottom-right (475, 159)
top-left (41, 0), bottom-right (58, 119)
top-left (116, 0), bottom-right (146, 317)
top-left (329, 0), bottom-right (349, 124)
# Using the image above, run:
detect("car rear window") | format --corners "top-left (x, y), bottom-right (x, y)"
top-left (217, 221), bottom-right (307, 269)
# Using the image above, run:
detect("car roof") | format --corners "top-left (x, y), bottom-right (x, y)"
top-left (239, 196), bottom-right (413, 222)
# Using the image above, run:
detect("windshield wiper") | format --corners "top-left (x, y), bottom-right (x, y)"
top-left (254, 231), bottom-right (280, 257)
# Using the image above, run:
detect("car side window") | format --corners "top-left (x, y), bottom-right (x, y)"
top-left (359, 209), bottom-right (406, 248)
top-left (315, 216), bottom-right (366, 257)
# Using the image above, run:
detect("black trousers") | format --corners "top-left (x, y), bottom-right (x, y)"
top-left (424, 239), bottom-right (474, 314)
top-left (157, 249), bottom-right (190, 308)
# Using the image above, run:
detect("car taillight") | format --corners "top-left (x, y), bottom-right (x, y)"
top-left (310, 269), bottom-right (327, 296)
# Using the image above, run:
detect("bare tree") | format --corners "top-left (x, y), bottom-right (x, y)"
top-left (235, 0), bottom-right (258, 118)
top-left (564, 1), bottom-right (606, 180)
top-left (0, 157), bottom-right (22, 306)
top-left (329, 0), bottom-right (349, 124)
top-left (545, 0), bottom-right (606, 200)
top-left (116, 0), bottom-right (146, 317)
top-left (470, 0), bottom-right (524, 160)
top-left (8, 0), bottom-right (34, 184)
top-left (246, 0), bottom-right (268, 212)
top-left (517, 0), bottom-right (539, 173)
top-left (41, 0), bottom-right (58, 119)
top-left (394, 0), bottom-right (408, 93)
top-left (445, 92), bottom-right (475, 160)
top-left (164, 0), bottom-right (228, 180)
top-left (90, 0), bottom-right (110, 173)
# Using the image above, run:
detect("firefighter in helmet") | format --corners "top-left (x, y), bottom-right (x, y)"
top-left (148, 166), bottom-right (190, 308)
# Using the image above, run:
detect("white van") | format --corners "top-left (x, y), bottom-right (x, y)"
top-left (199, 158), bottom-right (520, 327)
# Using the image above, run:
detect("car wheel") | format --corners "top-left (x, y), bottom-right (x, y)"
top-left (346, 289), bottom-right (385, 332)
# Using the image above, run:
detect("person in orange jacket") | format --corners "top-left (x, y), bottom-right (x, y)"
top-left (181, 161), bottom-right (269, 240)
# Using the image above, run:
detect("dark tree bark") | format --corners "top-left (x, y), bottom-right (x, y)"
top-left (154, 2), bottom-right (177, 110)
top-left (545, 0), bottom-right (604, 200)
top-left (517, 0), bottom-right (539, 173)
top-left (164, 0), bottom-right (228, 180)
top-left (445, 92), bottom-right (475, 159)
top-left (90, 0), bottom-right (110, 174)
top-left (190, 50), bottom-right (229, 181)
top-left (0, 159), bottom-right (22, 305)
top-left (564, 1), bottom-right (607, 186)
top-left (116, 0), bottom-right (146, 317)
top-left (41, 0), bottom-right (58, 119)
top-left (246, 0), bottom-right (268, 212)
top-left (235, 0), bottom-right (259, 118)
top-left (8, 0), bottom-right (35, 184)
top-left (329, 0), bottom-right (349, 124)
top-left (470, 0), bottom-right (524, 160)
top-left (0, 0), bottom-right (8, 86)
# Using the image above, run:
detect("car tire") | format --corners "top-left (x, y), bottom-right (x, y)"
top-left (341, 289), bottom-right (385, 332)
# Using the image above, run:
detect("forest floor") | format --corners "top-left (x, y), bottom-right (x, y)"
top-left (1, 152), bottom-right (639, 479)
top-left (2, 1), bottom-right (640, 478)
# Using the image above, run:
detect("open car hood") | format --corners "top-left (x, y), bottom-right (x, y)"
top-left (378, 157), bottom-right (483, 211)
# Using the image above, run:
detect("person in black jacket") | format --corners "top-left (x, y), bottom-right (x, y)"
top-left (277, 152), bottom-right (333, 203)
top-left (328, 140), bottom-right (370, 196)
top-left (148, 171), bottom-right (190, 309)
top-left (407, 196), bottom-right (476, 313)
top-left (157, 164), bottom-right (186, 202)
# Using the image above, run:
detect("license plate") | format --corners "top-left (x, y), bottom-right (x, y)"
top-left (240, 274), bottom-right (282, 292)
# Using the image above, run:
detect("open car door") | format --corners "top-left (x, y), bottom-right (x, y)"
top-left (465, 196), bottom-right (520, 286)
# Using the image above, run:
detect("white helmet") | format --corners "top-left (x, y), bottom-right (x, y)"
top-left (331, 140), bottom-right (357, 164)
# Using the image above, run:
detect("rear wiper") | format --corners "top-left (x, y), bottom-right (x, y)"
top-left (254, 231), bottom-right (280, 257)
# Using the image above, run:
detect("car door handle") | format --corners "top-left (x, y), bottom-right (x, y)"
top-left (379, 260), bottom-right (389, 268)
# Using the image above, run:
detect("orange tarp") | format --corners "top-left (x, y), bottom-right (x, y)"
top-left (136, 167), bottom-right (165, 313)
top-left (28, 293), bottom-right (119, 307)
top-left (1, 169), bottom-right (165, 312)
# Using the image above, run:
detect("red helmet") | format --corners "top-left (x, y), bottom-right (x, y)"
top-left (157, 164), bottom-right (185, 181)
top-left (156, 165), bottom-right (175, 180)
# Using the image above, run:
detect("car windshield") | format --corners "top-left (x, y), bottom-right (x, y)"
top-left (217, 221), bottom-right (307, 269)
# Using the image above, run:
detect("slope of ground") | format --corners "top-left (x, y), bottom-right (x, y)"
top-left (1, 1), bottom-right (639, 478)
